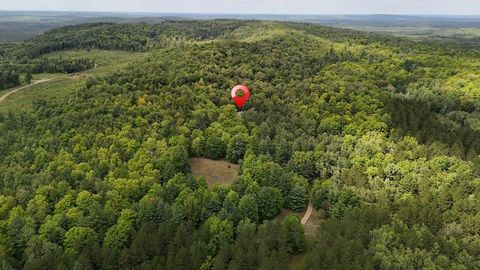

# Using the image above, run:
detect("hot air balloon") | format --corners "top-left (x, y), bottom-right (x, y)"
top-left (231, 85), bottom-right (250, 110)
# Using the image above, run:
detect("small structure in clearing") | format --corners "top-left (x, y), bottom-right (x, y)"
top-left (190, 157), bottom-right (239, 188)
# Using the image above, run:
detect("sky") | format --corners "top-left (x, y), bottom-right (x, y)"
top-left (2, 0), bottom-right (480, 15)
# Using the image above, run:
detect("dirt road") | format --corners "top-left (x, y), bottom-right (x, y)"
top-left (0, 78), bottom-right (55, 104)
top-left (301, 200), bottom-right (313, 225)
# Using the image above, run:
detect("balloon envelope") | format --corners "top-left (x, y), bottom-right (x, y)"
top-left (231, 85), bottom-right (250, 109)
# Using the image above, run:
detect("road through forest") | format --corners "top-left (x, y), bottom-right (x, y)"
top-left (301, 200), bottom-right (313, 225)
top-left (0, 78), bottom-right (55, 104)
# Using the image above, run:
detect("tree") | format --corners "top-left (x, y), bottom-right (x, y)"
top-left (38, 214), bottom-right (65, 244)
top-left (227, 134), bottom-right (248, 164)
top-left (228, 219), bottom-right (258, 270)
top-left (205, 123), bottom-right (227, 160)
top-left (312, 179), bottom-right (334, 212)
top-left (257, 187), bottom-right (284, 221)
top-left (330, 189), bottom-right (361, 219)
top-left (25, 72), bottom-right (33, 84)
top-left (290, 151), bottom-right (317, 180)
top-left (238, 194), bottom-right (259, 223)
top-left (191, 130), bottom-right (206, 156)
top-left (242, 155), bottom-right (282, 187)
top-left (204, 216), bottom-right (234, 256)
top-left (63, 226), bottom-right (100, 268)
top-left (287, 185), bottom-right (308, 212)
top-left (26, 195), bottom-right (49, 226)
top-left (217, 190), bottom-right (240, 224)
top-left (23, 236), bottom-right (63, 270)
top-left (282, 215), bottom-right (305, 254)
top-left (102, 209), bottom-right (136, 269)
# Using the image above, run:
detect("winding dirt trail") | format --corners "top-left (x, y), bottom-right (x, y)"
top-left (301, 200), bottom-right (313, 225)
top-left (0, 78), bottom-right (55, 104)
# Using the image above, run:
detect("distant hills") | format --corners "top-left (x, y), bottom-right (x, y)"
top-left (1, 11), bottom-right (480, 42)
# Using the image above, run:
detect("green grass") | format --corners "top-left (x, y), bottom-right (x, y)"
top-left (31, 73), bottom-right (65, 80)
top-left (0, 76), bottom-right (80, 112)
top-left (0, 49), bottom-right (148, 113)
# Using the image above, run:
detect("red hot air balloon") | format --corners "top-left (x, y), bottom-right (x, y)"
top-left (231, 85), bottom-right (250, 109)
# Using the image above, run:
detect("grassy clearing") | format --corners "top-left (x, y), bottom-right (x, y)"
top-left (43, 50), bottom-right (145, 66)
top-left (190, 157), bottom-right (239, 188)
top-left (0, 76), bottom-right (78, 112)
top-left (0, 49), bottom-right (147, 112)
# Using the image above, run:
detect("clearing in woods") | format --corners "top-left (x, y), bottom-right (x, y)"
top-left (190, 157), bottom-right (239, 188)
top-left (0, 78), bottom-right (56, 104)
top-left (0, 49), bottom-right (147, 113)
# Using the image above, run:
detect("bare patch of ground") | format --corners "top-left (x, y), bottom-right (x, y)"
top-left (304, 208), bottom-right (323, 237)
top-left (301, 200), bottom-right (313, 225)
top-left (190, 157), bottom-right (239, 188)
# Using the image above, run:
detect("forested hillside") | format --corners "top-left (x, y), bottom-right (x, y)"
top-left (0, 21), bottom-right (247, 91)
top-left (1, 20), bottom-right (480, 269)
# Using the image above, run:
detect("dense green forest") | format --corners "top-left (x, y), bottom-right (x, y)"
top-left (1, 20), bottom-right (480, 269)
top-left (0, 21), bottom-right (247, 90)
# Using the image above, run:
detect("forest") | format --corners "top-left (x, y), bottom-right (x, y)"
top-left (1, 20), bottom-right (480, 269)
top-left (0, 21), bottom-right (248, 90)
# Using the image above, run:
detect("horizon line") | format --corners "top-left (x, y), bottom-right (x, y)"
top-left (1, 9), bottom-right (480, 17)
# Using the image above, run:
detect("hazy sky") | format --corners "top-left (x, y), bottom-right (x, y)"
top-left (2, 0), bottom-right (480, 15)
